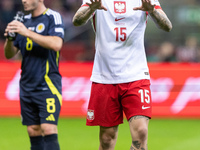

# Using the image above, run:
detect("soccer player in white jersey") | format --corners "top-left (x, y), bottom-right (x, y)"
top-left (73, 0), bottom-right (172, 149)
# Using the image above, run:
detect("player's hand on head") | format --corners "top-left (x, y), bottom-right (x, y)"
top-left (133, 0), bottom-right (155, 12)
top-left (86, 0), bottom-right (107, 11)
top-left (6, 20), bottom-right (29, 37)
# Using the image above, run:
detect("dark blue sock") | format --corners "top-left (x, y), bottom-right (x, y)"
top-left (44, 134), bottom-right (60, 150)
top-left (30, 136), bottom-right (44, 150)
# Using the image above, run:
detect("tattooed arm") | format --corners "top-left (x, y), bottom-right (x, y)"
top-left (148, 8), bottom-right (172, 32)
top-left (72, 6), bottom-right (94, 26)
top-left (133, 0), bottom-right (172, 32)
top-left (72, 0), bottom-right (107, 26)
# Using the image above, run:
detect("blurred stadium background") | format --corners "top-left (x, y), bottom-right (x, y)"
top-left (0, 0), bottom-right (200, 149)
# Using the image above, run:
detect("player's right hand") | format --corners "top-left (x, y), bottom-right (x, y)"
top-left (86, 0), bottom-right (107, 11)
top-left (4, 29), bottom-right (8, 37)
top-left (5, 20), bottom-right (29, 37)
top-left (4, 23), bottom-right (11, 37)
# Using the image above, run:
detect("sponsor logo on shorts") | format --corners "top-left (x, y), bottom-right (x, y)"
top-left (87, 109), bottom-right (94, 120)
top-left (46, 114), bottom-right (55, 121)
top-left (142, 105), bottom-right (150, 110)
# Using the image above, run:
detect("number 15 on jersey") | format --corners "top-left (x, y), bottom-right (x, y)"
top-left (114, 27), bottom-right (127, 42)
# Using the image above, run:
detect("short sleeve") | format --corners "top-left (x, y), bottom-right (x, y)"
top-left (151, 0), bottom-right (162, 9)
top-left (47, 11), bottom-right (65, 40)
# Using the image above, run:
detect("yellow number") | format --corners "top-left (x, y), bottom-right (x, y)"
top-left (26, 38), bottom-right (33, 51)
top-left (46, 98), bottom-right (56, 113)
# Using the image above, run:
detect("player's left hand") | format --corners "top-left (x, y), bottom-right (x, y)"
top-left (133, 0), bottom-right (155, 12)
top-left (6, 20), bottom-right (30, 37)
top-left (86, 0), bottom-right (107, 11)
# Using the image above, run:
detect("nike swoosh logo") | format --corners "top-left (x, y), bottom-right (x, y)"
top-left (115, 17), bottom-right (125, 21)
top-left (142, 106), bottom-right (151, 110)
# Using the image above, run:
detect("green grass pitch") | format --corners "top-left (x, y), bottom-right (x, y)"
top-left (0, 117), bottom-right (200, 150)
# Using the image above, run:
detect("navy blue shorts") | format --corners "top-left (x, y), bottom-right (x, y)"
top-left (20, 91), bottom-right (62, 126)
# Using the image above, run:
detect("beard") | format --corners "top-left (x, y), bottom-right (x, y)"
top-left (23, 1), bottom-right (38, 13)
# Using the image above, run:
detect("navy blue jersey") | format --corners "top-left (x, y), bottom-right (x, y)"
top-left (14, 9), bottom-right (64, 100)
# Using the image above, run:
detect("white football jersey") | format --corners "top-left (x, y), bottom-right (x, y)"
top-left (82, 0), bottom-right (161, 84)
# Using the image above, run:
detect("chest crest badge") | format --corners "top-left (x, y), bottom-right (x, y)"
top-left (114, 1), bottom-right (126, 14)
top-left (36, 23), bottom-right (45, 33)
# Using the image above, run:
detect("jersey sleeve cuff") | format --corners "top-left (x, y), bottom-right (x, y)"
top-left (155, 5), bottom-right (162, 9)
top-left (81, 4), bottom-right (89, 7)
top-left (146, 5), bottom-right (162, 16)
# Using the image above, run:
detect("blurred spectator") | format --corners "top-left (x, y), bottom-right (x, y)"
top-left (176, 36), bottom-right (199, 62)
top-left (157, 42), bottom-right (176, 62)
top-left (147, 42), bottom-right (176, 62)
top-left (146, 44), bottom-right (159, 62)
top-left (0, 0), bottom-right (16, 40)
top-left (196, 44), bottom-right (200, 62)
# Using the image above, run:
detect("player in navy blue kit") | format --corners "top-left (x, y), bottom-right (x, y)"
top-left (4, 0), bottom-right (64, 150)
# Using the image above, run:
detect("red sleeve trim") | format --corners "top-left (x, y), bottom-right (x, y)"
top-left (146, 5), bottom-right (162, 15)
top-left (81, 4), bottom-right (89, 7)
top-left (93, 15), bottom-right (96, 32)
top-left (146, 5), bottom-right (162, 25)
top-left (155, 5), bottom-right (162, 9)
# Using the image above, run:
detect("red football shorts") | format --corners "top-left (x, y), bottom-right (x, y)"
top-left (86, 79), bottom-right (152, 127)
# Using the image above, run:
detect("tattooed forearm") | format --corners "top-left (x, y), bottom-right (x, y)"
top-left (149, 9), bottom-right (172, 32)
top-left (72, 7), bottom-right (94, 26)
